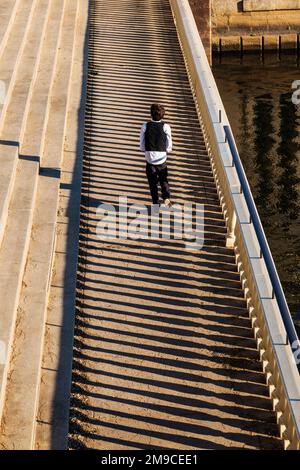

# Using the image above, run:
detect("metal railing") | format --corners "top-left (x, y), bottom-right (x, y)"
top-left (224, 124), bottom-right (300, 365)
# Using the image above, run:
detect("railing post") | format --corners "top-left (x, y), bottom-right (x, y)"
top-left (226, 209), bottom-right (236, 248)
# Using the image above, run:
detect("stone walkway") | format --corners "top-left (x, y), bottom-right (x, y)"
top-left (69, 0), bottom-right (282, 450)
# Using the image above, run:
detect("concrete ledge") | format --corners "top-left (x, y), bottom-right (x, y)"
top-left (263, 34), bottom-right (279, 50)
top-left (280, 33), bottom-right (298, 49)
top-left (220, 35), bottom-right (241, 52)
top-left (242, 34), bottom-right (262, 51)
top-left (244, 0), bottom-right (300, 11)
top-left (212, 7), bottom-right (300, 37)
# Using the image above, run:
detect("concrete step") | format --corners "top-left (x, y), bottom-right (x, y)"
top-left (0, 2), bottom-right (38, 237)
top-left (0, 0), bottom-right (58, 440)
top-left (0, 0), bottom-right (38, 132)
top-left (35, 0), bottom-right (88, 449)
top-left (0, 0), bottom-right (20, 59)
top-left (0, 0), bottom-right (80, 449)
top-left (0, 0), bottom-right (50, 248)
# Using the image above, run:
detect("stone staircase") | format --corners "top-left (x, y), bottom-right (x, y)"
top-left (0, 0), bottom-right (88, 449)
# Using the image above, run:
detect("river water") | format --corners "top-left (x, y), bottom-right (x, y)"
top-left (212, 53), bottom-right (300, 333)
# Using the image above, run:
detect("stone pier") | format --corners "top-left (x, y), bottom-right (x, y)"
top-left (189, 0), bottom-right (300, 56)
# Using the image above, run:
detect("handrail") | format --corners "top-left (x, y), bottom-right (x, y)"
top-left (224, 124), bottom-right (300, 368)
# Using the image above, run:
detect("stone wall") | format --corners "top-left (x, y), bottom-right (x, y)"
top-left (212, 0), bottom-right (240, 15)
top-left (244, 0), bottom-right (300, 11)
top-left (211, 0), bottom-right (300, 53)
top-left (188, 0), bottom-right (212, 62)
top-left (188, 0), bottom-right (300, 55)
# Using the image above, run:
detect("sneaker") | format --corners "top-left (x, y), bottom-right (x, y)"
top-left (151, 204), bottom-right (160, 215)
top-left (163, 198), bottom-right (172, 208)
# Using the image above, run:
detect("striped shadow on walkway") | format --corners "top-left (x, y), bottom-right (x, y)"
top-left (68, 0), bottom-right (282, 450)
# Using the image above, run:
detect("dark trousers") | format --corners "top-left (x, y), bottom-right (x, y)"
top-left (146, 161), bottom-right (170, 204)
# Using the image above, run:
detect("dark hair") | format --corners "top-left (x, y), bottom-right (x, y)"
top-left (151, 103), bottom-right (165, 121)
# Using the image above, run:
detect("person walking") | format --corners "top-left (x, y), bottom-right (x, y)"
top-left (140, 103), bottom-right (172, 207)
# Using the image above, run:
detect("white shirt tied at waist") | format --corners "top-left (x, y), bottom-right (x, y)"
top-left (140, 120), bottom-right (172, 165)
